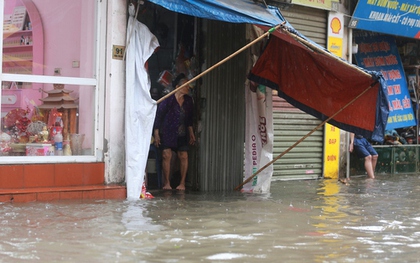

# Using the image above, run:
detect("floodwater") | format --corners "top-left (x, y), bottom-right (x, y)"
top-left (2, 175), bottom-right (420, 262)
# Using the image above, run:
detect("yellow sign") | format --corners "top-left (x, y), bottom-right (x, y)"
top-left (292, 0), bottom-right (334, 10)
top-left (112, 45), bottom-right (125, 60)
top-left (323, 13), bottom-right (343, 179)
top-left (323, 124), bottom-right (340, 179)
top-left (328, 36), bottom-right (343, 57)
top-left (327, 13), bottom-right (344, 58)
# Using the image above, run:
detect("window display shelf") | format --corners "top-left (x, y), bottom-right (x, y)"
top-left (2, 0), bottom-right (43, 78)
top-left (3, 45), bottom-right (33, 49)
top-left (3, 29), bottom-right (32, 36)
top-left (1, 0), bottom-right (44, 117)
top-left (3, 58), bottom-right (33, 63)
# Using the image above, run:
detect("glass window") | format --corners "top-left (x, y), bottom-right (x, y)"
top-left (1, 0), bottom-right (98, 160)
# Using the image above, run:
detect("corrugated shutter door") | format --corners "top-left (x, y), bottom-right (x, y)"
top-left (270, 6), bottom-right (326, 180)
top-left (280, 5), bottom-right (327, 47)
top-left (272, 96), bottom-right (324, 180)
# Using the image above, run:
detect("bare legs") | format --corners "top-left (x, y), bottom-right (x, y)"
top-left (162, 149), bottom-right (172, 190)
top-left (176, 151), bottom-right (188, 190)
top-left (364, 154), bottom-right (378, 179)
top-left (161, 149), bottom-right (188, 190)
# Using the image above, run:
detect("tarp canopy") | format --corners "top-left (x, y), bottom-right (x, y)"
top-left (147, 0), bottom-right (389, 141)
top-left (148, 0), bottom-right (284, 26)
top-left (249, 26), bottom-right (389, 142)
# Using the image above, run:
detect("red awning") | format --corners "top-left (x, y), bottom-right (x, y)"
top-left (249, 25), bottom-right (389, 142)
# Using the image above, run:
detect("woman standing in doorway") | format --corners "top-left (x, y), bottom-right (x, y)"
top-left (153, 73), bottom-right (195, 190)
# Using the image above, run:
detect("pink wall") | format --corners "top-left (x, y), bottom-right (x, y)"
top-left (5, 0), bottom-right (96, 150)
top-left (6, 0), bottom-right (95, 78)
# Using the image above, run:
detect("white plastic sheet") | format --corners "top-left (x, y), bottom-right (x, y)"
top-left (125, 4), bottom-right (159, 199)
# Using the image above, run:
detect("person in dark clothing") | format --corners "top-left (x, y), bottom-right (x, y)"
top-left (153, 73), bottom-right (195, 190)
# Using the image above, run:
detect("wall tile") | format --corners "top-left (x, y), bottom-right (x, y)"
top-left (0, 165), bottom-right (24, 189)
top-left (83, 163), bottom-right (105, 185)
top-left (55, 163), bottom-right (84, 187)
top-left (24, 164), bottom-right (55, 188)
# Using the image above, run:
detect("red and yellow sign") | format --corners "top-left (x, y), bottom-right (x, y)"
top-left (323, 13), bottom-right (344, 179)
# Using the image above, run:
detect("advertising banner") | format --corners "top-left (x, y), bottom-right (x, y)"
top-left (324, 12), bottom-right (344, 179)
top-left (354, 32), bottom-right (416, 130)
top-left (349, 0), bottom-right (420, 39)
top-left (243, 83), bottom-right (273, 193)
top-left (292, 0), bottom-right (333, 10)
top-left (327, 13), bottom-right (344, 57)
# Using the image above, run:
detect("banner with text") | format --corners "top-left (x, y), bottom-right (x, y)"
top-left (243, 83), bottom-right (273, 193)
top-left (349, 0), bottom-right (420, 39)
top-left (354, 32), bottom-right (415, 130)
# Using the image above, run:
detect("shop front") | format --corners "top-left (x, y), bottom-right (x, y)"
top-left (349, 0), bottom-right (420, 176)
top-left (129, 0), bottom-right (388, 196)
top-left (0, 0), bottom-right (391, 201)
top-left (0, 0), bottom-right (127, 201)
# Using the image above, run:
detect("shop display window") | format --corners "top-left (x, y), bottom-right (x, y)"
top-left (1, 0), bottom-right (98, 158)
top-left (1, 81), bottom-right (96, 157)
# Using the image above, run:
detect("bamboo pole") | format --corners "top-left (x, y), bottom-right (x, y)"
top-left (156, 23), bottom-right (284, 104)
top-left (234, 81), bottom-right (378, 191)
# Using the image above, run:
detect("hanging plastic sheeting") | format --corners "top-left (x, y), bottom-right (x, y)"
top-left (147, 0), bottom-right (285, 27)
top-left (125, 4), bottom-right (159, 200)
top-left (249, 25), bottom-right (389, 142)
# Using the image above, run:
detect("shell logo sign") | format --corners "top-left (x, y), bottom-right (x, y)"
top-left (330, 17), bottom-right (341, 35)
top-left (327, 13), bottom-right (344, 58)
top-left (328, 13), bottom-right (344, 38)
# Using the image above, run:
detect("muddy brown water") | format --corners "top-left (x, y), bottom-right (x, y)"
top-left (1, 175), bottom-right (420, 262)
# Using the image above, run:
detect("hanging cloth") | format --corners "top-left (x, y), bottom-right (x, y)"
top-left (125, 4), bottom-right (159, 200)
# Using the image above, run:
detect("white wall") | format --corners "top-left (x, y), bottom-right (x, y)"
top-left (103, 0), bottom-right (127, 183)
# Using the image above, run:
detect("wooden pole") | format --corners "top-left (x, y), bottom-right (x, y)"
top-left (234, 81), bottom-right (378, 191)
top-left (156, 23), bottom-right (284, 104)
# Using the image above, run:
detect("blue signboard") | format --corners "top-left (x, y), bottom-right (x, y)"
top-left (349, 0), bottom-right (420, 39)
top-left (354, 32), bottom-right (416, 130)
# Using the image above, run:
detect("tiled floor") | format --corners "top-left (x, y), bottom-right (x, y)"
top-left (0, 163), bottom-right (127, 203)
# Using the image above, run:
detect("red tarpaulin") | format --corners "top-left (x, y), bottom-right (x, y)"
top-left (249, 26), bottom-right (389, 142)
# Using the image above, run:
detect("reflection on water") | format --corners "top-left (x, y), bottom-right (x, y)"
top-left (2, 175), bottom-right (420, 262)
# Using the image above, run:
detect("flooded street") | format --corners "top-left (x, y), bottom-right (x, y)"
top-left (2, 175), bottom-right (420, 262)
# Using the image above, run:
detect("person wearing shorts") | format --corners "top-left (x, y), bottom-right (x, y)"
top-left (349, 133), bottom-right (378, 179)
top-left (154, 73), bottom-right (195, 190)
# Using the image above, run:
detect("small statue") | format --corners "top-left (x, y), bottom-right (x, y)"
top-left (63, 143), bottom-right (72, 156)
top-left (40, 126), bottom-right (49, 142)
top-left (63, 135), bottom-right (72, 156)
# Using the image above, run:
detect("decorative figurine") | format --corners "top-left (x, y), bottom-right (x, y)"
top-left (63, 143), bottom-right (72, 156)
top-left (40, 126), bottom-right (49, 142)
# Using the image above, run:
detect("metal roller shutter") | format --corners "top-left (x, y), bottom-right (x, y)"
top-left (272, 96), bottom-right (324, 180)
top-left (271, 6), bottom-right (327, 180)
top-left (280, 5), bottom-right (327, 47)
